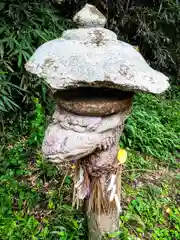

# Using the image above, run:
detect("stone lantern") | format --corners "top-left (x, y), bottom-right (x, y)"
top-left (25, 4), bottom-right (169, 239)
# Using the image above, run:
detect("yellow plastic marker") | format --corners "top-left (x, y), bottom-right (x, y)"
top-left (117, 148), bottom-right (127, 164)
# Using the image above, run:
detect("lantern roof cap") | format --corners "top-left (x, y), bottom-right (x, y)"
top-left (25, 4), bottom-right (169, 94)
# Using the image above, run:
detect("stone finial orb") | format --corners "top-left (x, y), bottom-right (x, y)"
top-left (73, 4), bottom-right (107, 28)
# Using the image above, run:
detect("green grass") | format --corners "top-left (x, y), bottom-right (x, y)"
top-left (0, 87), bottom-right (179, 239)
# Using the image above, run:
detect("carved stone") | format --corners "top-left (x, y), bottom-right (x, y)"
top-left (73, 4), bottom-right (107, 27)
top-left (42, 106), bottom-right (131, 162)
top-left (54, 88), bottom-right (133, 116)
top-left (25, 4), bottom-right (169, 94)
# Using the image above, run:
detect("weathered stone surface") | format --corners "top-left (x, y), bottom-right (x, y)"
top-left (73, 4), bottom-right (106, 27)
top-left (54, 88), bottom-right (133, 116)
top-left (25, 37), bottom-right (169, 94)
top-left (62, 27), bottom-right (117, 44)
top-left (42, 107), bottom-right (130, 162)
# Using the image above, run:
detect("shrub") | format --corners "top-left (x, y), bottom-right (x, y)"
top-left (120, 90), bottom-right (180, 166)
top-left (0, 0), bottom-right (73, 119)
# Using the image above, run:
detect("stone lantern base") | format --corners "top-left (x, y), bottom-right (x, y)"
top-left (42, 88), bottom-right (133, 239)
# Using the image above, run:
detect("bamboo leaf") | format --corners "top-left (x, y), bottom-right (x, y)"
top-left (18, 51), bottom-right (22, 68)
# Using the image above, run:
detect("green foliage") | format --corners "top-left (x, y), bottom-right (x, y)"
top-left (0, 100), bottom-right (87, 239)
top-left (118, 88), bottom-right (180, 239)
top-left (0, 0), bottom-right (72, 117)
top-left (114, 0), bottom-right (180, 77)
top-left (119, 184), bottom-right (180, 239)
top-left (120, 88), bottom-right (180, 167)
top-left (136, 1), bottom-right (180, 77)
top-left (0, 72), bottom-right (21, 113)
top-left (28, 98), bottom-right (46, 147)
